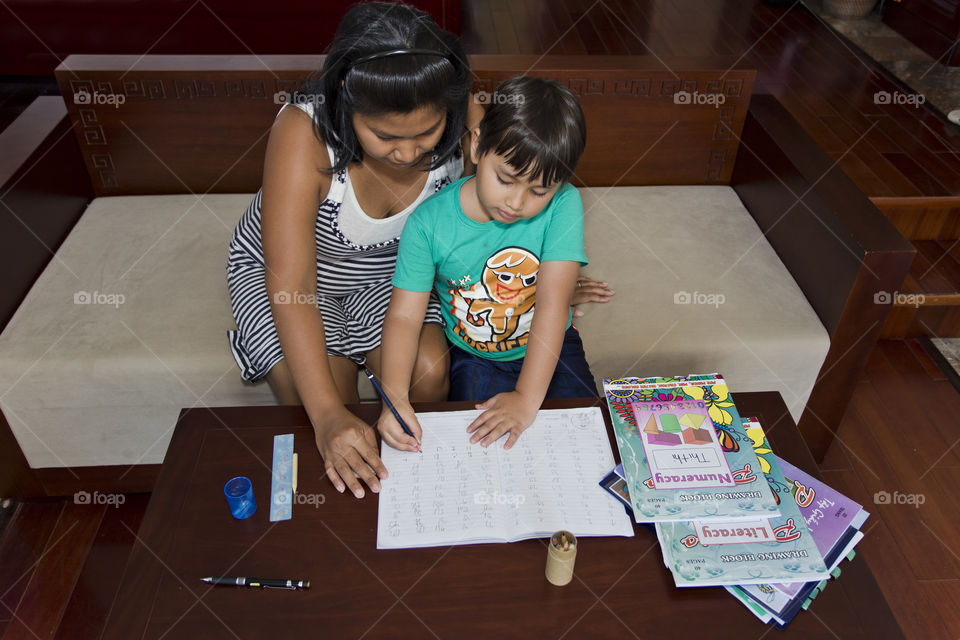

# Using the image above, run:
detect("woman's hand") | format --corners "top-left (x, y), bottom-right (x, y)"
top-left (376, 403), bottom-right (422, 452)
top-left (571, 276), bottom-right (614, 317)
top-left (312, 407), bottom-right (387, 499)
top-left (466, 391), bottom-right (540, 450)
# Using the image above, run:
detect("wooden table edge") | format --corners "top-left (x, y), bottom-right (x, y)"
top-left (100, 394), bottom-right (904, 639)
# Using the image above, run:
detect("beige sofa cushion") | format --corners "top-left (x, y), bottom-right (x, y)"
top-left (0, 195), bottom-right (275, 468)
top-left (0, 186), bottom-right (828, 469)
top-left (576, 186), bottom-right (829, 422)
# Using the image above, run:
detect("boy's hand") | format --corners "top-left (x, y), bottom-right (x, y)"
top-left (376, 403), bottom-right (423, 452)
top-left (467, 391), bottom-right (540, 450)
top-left (571, 276), bottom-right (614, 317)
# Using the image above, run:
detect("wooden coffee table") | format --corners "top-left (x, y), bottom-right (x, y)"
top-left (102, 394), bottom-right (903, 639)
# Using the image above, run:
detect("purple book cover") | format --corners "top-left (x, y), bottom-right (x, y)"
top-left (771, 455), bottom-right (868, 596)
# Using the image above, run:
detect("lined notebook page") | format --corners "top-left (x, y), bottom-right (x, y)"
top-left (377, 407), bottom-right (634, 549)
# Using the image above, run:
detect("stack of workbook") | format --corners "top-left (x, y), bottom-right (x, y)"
top-left (601, 374), bottom-right (868, 629)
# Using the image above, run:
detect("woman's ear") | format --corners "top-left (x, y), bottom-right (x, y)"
top-left (469, 127), bottom-right (481, 165)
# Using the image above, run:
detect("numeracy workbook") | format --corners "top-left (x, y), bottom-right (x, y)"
top-left (603, 374), bottom-right (779, 522)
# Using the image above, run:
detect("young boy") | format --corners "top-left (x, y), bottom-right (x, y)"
top-left (378, 75), bottom-right (597, 452)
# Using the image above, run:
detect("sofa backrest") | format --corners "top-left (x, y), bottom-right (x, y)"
top-left (55, 55), bottom-right (755, 196)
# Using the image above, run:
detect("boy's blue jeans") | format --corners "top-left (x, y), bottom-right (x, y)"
top-left (447, 326), bottom-right (599, 402)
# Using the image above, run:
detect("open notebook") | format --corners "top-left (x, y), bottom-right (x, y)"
top-left (377, 407), bottom-right (635, 549)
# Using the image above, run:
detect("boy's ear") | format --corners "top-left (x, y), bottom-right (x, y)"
top-left (469, 127), bottom-right (481, 165)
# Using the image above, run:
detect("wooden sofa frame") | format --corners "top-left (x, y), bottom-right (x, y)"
top-left (0, 55), bottom-right (915, 498)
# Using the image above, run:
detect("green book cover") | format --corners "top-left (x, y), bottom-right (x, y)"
top-left (603, 374), bottom-right (779, 522)
top-left (655, 419), bottom-right (829, 587)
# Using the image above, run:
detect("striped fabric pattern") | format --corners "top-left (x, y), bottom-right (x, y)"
top-left (227, 152), bottom-right (461, 381)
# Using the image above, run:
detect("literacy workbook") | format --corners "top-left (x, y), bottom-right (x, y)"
top-left (603, 374), bottom-right (779, 522)
top-left (655, 419), bottom-right (829, 587)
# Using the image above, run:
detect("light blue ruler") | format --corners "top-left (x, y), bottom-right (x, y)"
top-left (269, 433), bottom-right (294, 521)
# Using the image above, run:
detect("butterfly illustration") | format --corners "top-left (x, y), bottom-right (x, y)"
top-left (713, 422), bottom-right (739, 452)
top-left (766, 477), bottom-right (789, 506)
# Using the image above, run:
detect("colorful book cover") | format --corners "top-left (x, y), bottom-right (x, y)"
top-left (600, 460), bottom-right (857, 625)
top-left (769, 455), bottom-right (869, 596)
top-left (599, 464), bottom-right (633, 515)
top-left (634, 399), bottom-right (734, 490)
top-left (603, 374), bottom-right (779, 522)
top-left (726, 586), bottom-right (774, 624)
top-left (736, 531), bottom-right (863, 625)
top-left (654, 419), bottom-right (829, 587)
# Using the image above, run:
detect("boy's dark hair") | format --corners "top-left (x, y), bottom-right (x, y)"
top-left (475, 76), bottom-right (587, 186)
top-left (303, 1), bottom-right (470, 174)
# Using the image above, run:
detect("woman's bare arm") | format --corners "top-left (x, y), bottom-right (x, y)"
top-left (261, 107), bottom-right (386, 497)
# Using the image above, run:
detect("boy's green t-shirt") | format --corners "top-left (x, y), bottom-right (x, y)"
top-left (393, 176), bottom-right (588, 361)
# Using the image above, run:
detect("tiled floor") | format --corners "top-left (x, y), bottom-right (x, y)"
top-left (931, 337), bottom-right (960, 375)
top-left (810, 2), bottom-right (960, 119)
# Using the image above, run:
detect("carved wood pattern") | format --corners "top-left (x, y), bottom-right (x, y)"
top-left (612, 79), bottom-right (651, 96)
top-left (56, 62), bottom-right (754, 194)
top-left (90, 153), bottom-right (117, 189)
top-left (66, 78), bottom-right (117, 191)
top-left (713, 105), bottom-right (736, 141)
top-left (222, 79), bottom-right (268, 98)
top-left (473, 73), bottom-right (746, 184)
top-left (567, 78), bottom-right (604, 96)
top-left (172, 80), bottom-right (214, 99)
top-left (707, 148), bottom-right (727, 182)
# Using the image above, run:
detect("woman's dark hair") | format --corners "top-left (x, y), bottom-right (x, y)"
top-left (302, 1), bottom-right (470, 174)
top-left (475, 76), bottom-right (587, 186)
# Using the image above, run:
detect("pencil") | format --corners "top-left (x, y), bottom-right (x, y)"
top-left (292, 453), bottom-right (298, 495)
top-left (363, 367), bottom-right (420, 449)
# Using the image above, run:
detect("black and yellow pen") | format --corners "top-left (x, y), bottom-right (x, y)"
top-left (202, 576), bottom-right (310, 590)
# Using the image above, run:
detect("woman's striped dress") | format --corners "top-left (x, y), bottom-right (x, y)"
top-left (226, 104), bottom-right (462, 382)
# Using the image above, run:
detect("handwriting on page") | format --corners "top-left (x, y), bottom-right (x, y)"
top-left (376, 408), bottom-right (634, 549)
top-left (382, 417), bottom-right (499, 543)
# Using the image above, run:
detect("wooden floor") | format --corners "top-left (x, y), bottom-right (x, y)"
top-left (3, 0), bottom-right (960, 330)
top-left (461, 0), bottom-right (960, 200)
top-left (462, 0), bottom-right (960, 337)
top-left (0, 496), bottom-right (150, 640)
top-left (0, 340), bottom-right (957, 638)
top-left (819, 340), bottom-right (960, 639)
top-left (1, 1), bottom-right (959, 638)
